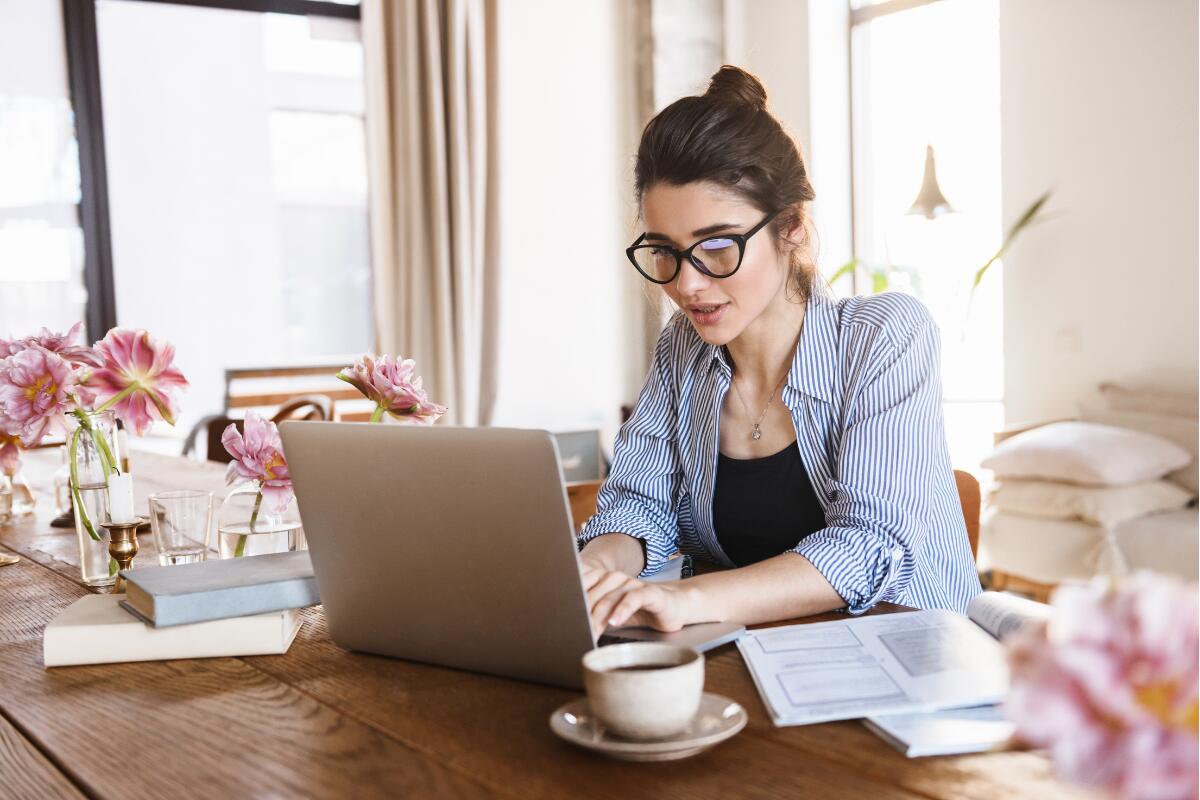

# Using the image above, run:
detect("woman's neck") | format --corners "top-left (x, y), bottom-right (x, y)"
top-left (725, 292), bottom-right (807, 389)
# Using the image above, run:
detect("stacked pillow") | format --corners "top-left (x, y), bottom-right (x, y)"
top-left (980, 421), bottom-right (1195, 578)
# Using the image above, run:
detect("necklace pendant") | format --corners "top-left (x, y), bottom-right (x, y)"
top-left (751, 424), bottom-right (762, 441)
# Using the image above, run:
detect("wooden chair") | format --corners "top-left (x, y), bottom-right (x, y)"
top-left (567, 469), bottom-right (983, 563)
top-left (223, 359), bottom-right (375, 421)
top-left (182, 394), bottom-right (332, 464)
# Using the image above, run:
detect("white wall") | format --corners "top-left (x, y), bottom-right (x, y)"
top-left (999, 0), bottom-right (1198, 422)
top-left (489, 0), bottom-right (642, 443)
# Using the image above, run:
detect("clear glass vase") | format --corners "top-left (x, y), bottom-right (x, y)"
top-left (217, 481), bottom-right (304, 558)
top-left (9, 470), bottom-right (36, 516)
top-left (69, 410), bottom-right (122, 586)
top-left (0, 475), bottom-right (12, 527)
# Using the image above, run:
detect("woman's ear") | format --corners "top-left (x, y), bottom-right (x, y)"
top-left (775, 206), bottom-right (806, 253)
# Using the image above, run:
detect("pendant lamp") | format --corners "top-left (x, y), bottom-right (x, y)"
top-left (907, 145), bottom-right (955, 219)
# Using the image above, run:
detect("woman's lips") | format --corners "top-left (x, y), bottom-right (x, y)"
top-left (687, 302), bottom-right (728, 327)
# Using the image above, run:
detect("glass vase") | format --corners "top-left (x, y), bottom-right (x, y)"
top-left (0, 475), bottom-right (12, 527)
top-left (9, 470), bottom-right (36, 516)
top-left (69, 410), bottom-right (122, 587)
top-left (217, 481), bottom-right (304, 558)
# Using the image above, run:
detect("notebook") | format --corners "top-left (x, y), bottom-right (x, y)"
top-left (43, 593), bottom-right (301, 667)
top-left (121, 550), bottom-right (319, 627)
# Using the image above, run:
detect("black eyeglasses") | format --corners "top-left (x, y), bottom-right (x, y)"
top-left (626, 210), bottom-right (779, 284)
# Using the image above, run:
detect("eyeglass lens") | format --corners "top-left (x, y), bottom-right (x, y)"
top-left (631, 236), bottom-right (741, 282)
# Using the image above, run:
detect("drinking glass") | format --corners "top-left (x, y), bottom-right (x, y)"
top-left (149, 490), bottom-right (213, 566)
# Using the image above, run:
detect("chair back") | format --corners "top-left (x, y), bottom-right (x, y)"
top-left (953, 469), bottom-right (981, 560)
top-left (223, 359), bottom-right (373, 421)
top-left (182, 395), bottom-right (332, 463)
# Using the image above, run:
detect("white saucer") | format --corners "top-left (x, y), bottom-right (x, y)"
top-left (549, 692), bottom-right (748, 761)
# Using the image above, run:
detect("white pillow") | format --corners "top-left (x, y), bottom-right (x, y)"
top-left (1079, 406), bottom-right (1199, 493)
top-left (981, 421), bottom-right (1193, 486)
top-left (989, 479), bottom-right (1194, 529)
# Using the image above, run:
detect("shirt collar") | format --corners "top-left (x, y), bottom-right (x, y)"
top-left (706, 289), bottom-right (839, 405)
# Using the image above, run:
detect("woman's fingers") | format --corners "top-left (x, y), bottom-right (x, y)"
top-left (607, 586), bottom-right (652, 628)
top-left (586, 570), bottom-right (629, 606)
top-left (589, 575), bottom-right (640, 633)
top-left (580, 564), bottom-right (607, 591)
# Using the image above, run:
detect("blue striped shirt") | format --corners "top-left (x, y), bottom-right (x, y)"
top-left (578, 289), bottom-right (982, 615)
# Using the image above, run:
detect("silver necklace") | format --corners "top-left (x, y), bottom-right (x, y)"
top-left (730, 369), bottom-right (789, 441)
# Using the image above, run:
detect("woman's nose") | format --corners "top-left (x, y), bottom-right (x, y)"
top-left (673, 256), bottom-right (712, 294)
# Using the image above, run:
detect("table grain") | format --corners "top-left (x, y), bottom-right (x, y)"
top-left (0, 448), bottom-right (1092, 800)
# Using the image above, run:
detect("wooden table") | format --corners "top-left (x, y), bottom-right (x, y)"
top-left (0, 449), bottom-right (1089, 800)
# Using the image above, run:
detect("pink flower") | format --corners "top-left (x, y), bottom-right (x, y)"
top-left (89, 329), bottom-right (188, 436)
top-left (337, 355), bottom-right (447, 424)
top-left (3, 322), bottom-right (104, 369)
top-left (0, 347), bottom-right (84, 446)
top-left (221, 414), bottom-right (294, 515)
top-left (1005, 572), bottom-right (1199, 800)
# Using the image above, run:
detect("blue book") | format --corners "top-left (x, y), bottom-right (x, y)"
top-left (120, 550), bottom-right (320, 628)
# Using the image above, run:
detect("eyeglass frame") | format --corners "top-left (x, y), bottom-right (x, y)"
top-left (625, 209), bottom-right (781, 285)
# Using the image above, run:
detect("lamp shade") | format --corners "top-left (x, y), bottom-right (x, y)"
top-left (907, 145), bottom-right (955, 219)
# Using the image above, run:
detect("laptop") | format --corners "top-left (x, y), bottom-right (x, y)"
top-left (279, 421), bottom-right (744, 690)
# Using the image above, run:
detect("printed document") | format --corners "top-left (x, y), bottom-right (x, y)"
top-left (737, 609), bottom-right (1010, 726)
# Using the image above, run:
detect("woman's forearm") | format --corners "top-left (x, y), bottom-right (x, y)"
top-left (580, 533), bottom-right (646, 577)
top-left (682, 552), bottom-right (846, 626)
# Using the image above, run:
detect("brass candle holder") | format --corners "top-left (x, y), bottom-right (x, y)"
top-left (99, 517), bottom-right (144, 594)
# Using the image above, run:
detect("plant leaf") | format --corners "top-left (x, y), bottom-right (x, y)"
top-left (827, 259), bottom-right (858, 285)
top-left (972, 189), bottom-right (1052, 292)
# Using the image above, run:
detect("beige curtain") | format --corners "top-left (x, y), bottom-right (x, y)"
top-left (362, 0), bottom-right (499, 426)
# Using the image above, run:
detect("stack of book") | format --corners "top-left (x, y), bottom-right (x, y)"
top-left (43, 551), bottom-right (321, 667)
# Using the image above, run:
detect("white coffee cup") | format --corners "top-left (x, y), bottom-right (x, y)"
top-left (581, 642), bottom-right (705, 740)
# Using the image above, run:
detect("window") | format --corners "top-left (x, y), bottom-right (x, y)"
top-left (849, 0), bottom-right (1003, 469)
top-left (92, 0), bottom-right (371, 437)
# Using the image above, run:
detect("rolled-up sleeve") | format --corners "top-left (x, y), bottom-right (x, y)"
top-left (792, 310), bottom-right (947, 614)
top-left (577, 323), bottom-right (682, 577)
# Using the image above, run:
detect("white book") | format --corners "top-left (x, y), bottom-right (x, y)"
top-left (736, 593), bottom-right (1049, 728)
top-left (863, 705), bottom-right (1016, 757)
top-left (43, 593), bottom-right (302, 668)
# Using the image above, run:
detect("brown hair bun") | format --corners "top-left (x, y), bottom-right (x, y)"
top-left (703, 65), bottom-right (768, 112)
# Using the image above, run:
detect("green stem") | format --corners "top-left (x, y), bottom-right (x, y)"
top-left (93, 383), bottom-right (137, 414)
top-left (369, 406), bottom-right (386, 424)
top-left (234, 489), bottom-right (265, 558)
top-left (68, 427), bottom-right (102, 542)
top-left (73, 409), bottom-right (119, 477)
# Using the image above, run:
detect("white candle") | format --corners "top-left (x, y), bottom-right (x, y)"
top-left (107, 473), bottom-right (136, 523)
top-left (117, 425), bottom-right (130, 473)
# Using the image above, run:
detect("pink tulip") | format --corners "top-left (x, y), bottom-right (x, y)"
top-left (0, 346), bottom-right (85, 447)
top-left (89, 328), bottom-right (188, 436)
top-left (1005, 572), bottom-right (1199, 800)
top-left (221, 414), bottom-right (294, 515)
top-left (2, 322), bottom-right (103, 368)
top-left (337, 354), bottom-right (447, 424)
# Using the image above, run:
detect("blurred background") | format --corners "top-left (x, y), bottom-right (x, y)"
top-left (1, 0), bottom-right (1195, 474)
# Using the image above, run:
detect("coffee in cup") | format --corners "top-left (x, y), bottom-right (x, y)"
top-left (581, 642), bottom-right (704, 740)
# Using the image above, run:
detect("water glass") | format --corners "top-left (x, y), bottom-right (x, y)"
top-left (149, 490), bottom-right (213, 565)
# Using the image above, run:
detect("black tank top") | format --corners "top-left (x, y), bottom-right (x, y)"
top-left (713, 442), bottom-right (827, 567)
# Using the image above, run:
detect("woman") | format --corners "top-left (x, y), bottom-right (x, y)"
top-left (579, 66), bottom-right (981, 634)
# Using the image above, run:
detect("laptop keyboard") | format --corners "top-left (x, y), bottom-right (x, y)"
top-left (597, 633), bottom-right (644, 646)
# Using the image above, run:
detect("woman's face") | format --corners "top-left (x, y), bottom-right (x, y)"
top-left (640, 181), bottom-right (793, 346)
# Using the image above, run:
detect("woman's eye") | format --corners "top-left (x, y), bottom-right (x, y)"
top-left (650, 247), bottom-right (674, 257)
top-left (699, 238), bottom-right (735, 251)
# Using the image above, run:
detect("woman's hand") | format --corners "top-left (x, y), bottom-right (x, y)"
top-left (581, 565), bottom-right (696, 634)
